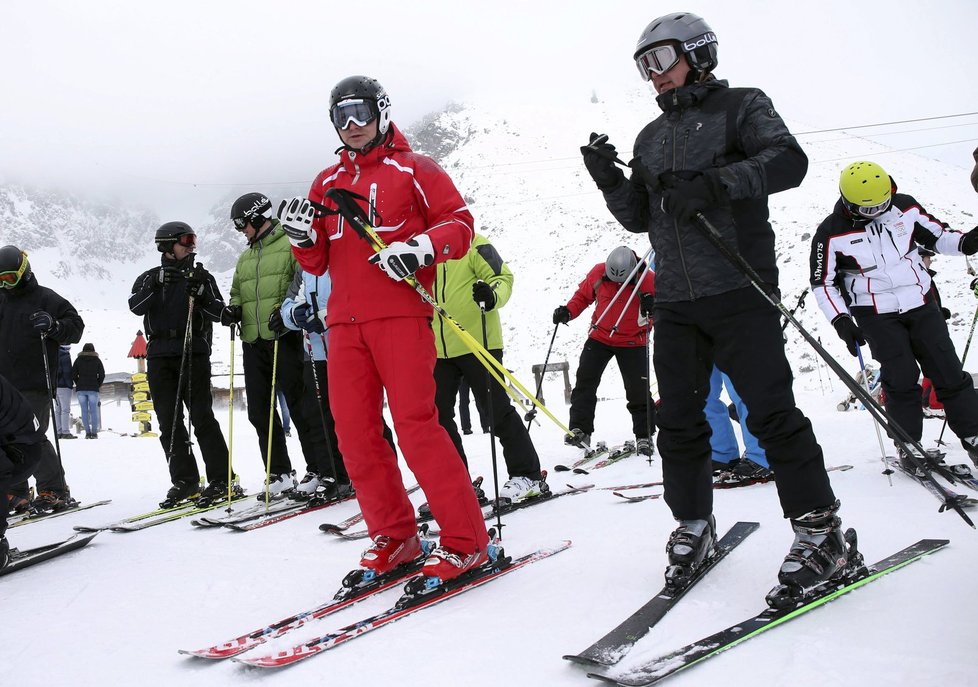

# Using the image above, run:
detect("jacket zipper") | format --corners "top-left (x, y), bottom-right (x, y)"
top-left (672, 125), bottom-right (696, 300)
top-left (255, 239), bottom-right (263, 338)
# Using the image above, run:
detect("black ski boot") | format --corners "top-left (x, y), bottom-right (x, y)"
top-left (195, 479), bottom-right (243, 508)
top-left (0, 536), bottom-right (9, 570)
top-left (308, 479), bottom-right (354, 505)
top-left (766, 500), bottom-right (861, 608)
top-left (664, 515), bottom-right (717, 588)
top-left (961, 436), bottom-right (978, 469)
top-left (160, 479), bottom-right (201, 509)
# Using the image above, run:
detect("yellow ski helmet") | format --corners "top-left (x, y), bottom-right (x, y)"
top-left (839, 161), bottom-right (892, 218)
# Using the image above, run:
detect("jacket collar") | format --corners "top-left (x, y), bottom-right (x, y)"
top-left (656, 77), bottom-right (728, 113)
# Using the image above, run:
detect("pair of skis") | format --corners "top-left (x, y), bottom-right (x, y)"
top-left (574, 536), bottom-right (947, 685)
top-left (7, 499), bottom-right (112, 529)
top-left (179, 539), bottom-right (571, 668)
top-left (320, 483), bottom-right (592, 540)
top-left (73, 492), bottom-right (252, 532)
top-left (191, 490), bottom-right (359, 532)
top-left (555, 440), bottom-right (640, 475)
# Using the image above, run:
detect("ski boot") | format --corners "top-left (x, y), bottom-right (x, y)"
top-left (32, 490), bottom-right (73, 513)
top-left (418, 478), bottom-right (489, 519)
top-left (664, 515), bottom-right (717, 589)
top-left (564, 428), bottom-right (591, 449)
top-left (961, 436), bottom-right (978, 469)
top-left (766, 500), bottom-right (863, 609)
top-left (7, 491), bottom-right (32, 515)
top-left (160, 479), bottom-right (201, 509)
top-left (290, 472), bottom-right (324, 501)
top-left (195, 478), bottom-right (243, 508)
top-left (256, 471), bottom-right (298, 501)
top-left (307, 479), bottom-right (354, 506)
top-left (497, 475), bottom-right (551, 506)
top-left (0, 536), bottom-right (8, 570)
top-left (715, 457), bottom-right (773, 487)
top-left (635, 436), bottom-right (654, 457)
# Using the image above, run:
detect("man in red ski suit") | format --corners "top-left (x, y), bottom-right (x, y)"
top-left (554, 246), bottom-right (656, 454)
top-left (281, 75), bottom-right (489, 580)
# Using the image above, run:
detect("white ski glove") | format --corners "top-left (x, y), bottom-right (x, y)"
top-left (368, 234), bottom-right (435, 282)
top-left (277, 197), bottom-right (318, 249)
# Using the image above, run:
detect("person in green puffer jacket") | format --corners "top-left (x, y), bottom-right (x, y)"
top-left (432, 233), bottom-right (547, 506)
top-left (222, 192), bottom-right (325, 498)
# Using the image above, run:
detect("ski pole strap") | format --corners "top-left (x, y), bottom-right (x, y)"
top-left (321, 188), bottom-right (573, 437)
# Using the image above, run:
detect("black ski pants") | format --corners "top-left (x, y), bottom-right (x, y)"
top-left (569, 338), bottom-right (655, 439)
top-left (654, 287), bottom-right (836, 521)
top-left (242, 333), bottom-right (322, 476)
top-left (10, 391), bottom-right (65, 498)
top-left (300, 359), bottom-right (347, 483)
top-left (856, 300), bottom-right (978, 444)
top-left (434, 350), bottom-right (542, 480)
top-left (458, 380), bottom-right (489, 433)
top-left (1, 442), bottom-right (42, 536)
top-left (147, 354), bottom-right (229, 485)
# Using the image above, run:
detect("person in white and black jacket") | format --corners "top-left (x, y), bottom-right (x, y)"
top-left (810, 160), bottom-right (978, 471)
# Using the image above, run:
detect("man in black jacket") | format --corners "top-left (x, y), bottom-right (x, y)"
top-left (0, 246), bottom-right (83, 511)
top-left (580, 12), bottom-right (851, 604)
top-left (72, 343), bottom-right (105, 439)
top-left (129, 222), bottom-right (237, 508)
top-left (0, 373), bottom-right (47, 569)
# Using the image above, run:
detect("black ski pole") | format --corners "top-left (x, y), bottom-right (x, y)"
top-left (307, 291), bottom-right (340, 487)
top-left (525, 324), bottom-right (559, 432)
top-left (39, 332), bottom-right (69, 495)
top-left (168, 292), bottom-right (196, 470)
top-left (782, 288), bottom-right (809, 334)
top-left (477, 292), bottom-right (504, 538)
top-left (644, 319), bottom-right (654, 465)
top-left (936, 300), bottom-right (978, 446)
top-left (621, 151), bottom-right (974, 527)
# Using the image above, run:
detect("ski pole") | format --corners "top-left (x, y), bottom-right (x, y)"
top-left (306, 290), bottom-right (341, 485)
top-left (263, 337), bottom-right (280, 509)
top-left (168, 294), bottom-right (196, 466)
top-left (39, 332), bottom-right (69, 494)
top-left (525, 324), bottom-right (559, 432)
top-left (319, 189), bottom-right (574, 440)
top-left (644, 319), bottom-right (654, 465)
top-left (477, 295), bottom-right (504, 539)
top-left (623, 155), bottom-right (973, 527)
top-left (936, 301), bottom-right (978, 446)
top-left (225, 323), bottom-right (237, 512)
top-left (858, 347), bottom-right (892, 486)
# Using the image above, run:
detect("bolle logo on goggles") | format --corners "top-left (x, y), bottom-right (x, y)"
top-left (683, 33), bottom-right (717, 51)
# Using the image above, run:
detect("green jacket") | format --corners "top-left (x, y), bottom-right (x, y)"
top-left (229, 220), bottom-right (298, 343)
top-left (433, 233), bottom-right (514, 359)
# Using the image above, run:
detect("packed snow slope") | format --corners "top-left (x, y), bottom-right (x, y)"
top-left (2, 89), bottom-right (977, 686)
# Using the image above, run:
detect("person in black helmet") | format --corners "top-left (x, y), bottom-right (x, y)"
top-left (580, 11), bottom-right (854, 604)
top-left (222, 192), bottom-right (331, 500)
top-left (552, 246), bottom-right (656, 454)
top-left (0, 245), bottom-right (84, 512)
top-left (129, 223), bottom-right (238, 508)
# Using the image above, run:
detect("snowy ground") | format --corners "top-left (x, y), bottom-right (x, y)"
top-left (1, 373), bottom-right (975, 687)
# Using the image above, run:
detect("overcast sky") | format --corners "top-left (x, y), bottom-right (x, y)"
top-left (1, 0), bottom-right (976, 221)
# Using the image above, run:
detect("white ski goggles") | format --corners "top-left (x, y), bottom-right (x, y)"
top-left (330, 99), bottom-right (377, 130)
top-left (635, 44), bottom-right (681, 80)
top-left (844, 197), bottom-right (892, 219)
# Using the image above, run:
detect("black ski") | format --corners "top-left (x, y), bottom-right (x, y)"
top-left (563, 521), bottom-right (759, 667)
top-left (586, 538), bottom-right (948, 686)
top-left (555, 442), bottom-right (610, 472)
top-left (574, 441), bottom-right (637, 475)
top-left (884, 455), bottom-right (978, 508)
top-left (1, 532), bottom-right (98, 576)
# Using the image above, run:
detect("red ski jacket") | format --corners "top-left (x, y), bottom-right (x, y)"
top-left (565, 262), bottom-right (655, 347)
top-left (294, 124), bottom-right (474, 325)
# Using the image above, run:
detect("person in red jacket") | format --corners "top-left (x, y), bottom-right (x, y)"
top-left (553, 246), bottom-right (656, 455)
top-left (279, 75), bottom-right (489, 582)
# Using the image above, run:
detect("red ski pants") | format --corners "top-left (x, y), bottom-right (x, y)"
top-left (328, 317), bottom-right (489, 555)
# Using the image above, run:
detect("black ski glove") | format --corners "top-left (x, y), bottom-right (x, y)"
top-left (580, 133), bottom-right (625, 191)
top-left (941, 307), bottom-right (952, 320)
top-left (158, 265), bottom-right (184, 286)
top-left (220, 305), bottom-right (242, 327)
top-left (472, 280), bottom-right (497, 311)
top-left (185, 264), bottom-right (210, 299)
top-left (30, 310), bottom-right (57, 334)
top-left (640, 292), bottom-right (655, 318)
top-left (553, 305), bottom-right (571, 325)
top-left (832, 314), bottom-right (866, 357)
top-left (960, 227), bottom-right (978, 255)
top-left (291, 303), bottom-right (326, 334)
top-left (660, 170), bottom-right (725, 224)
top-left (268, 308), bottom-right (288, 336)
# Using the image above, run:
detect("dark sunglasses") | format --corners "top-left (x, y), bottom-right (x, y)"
top-left (232, 215), bottom-right (267, 231)
top-left (176, 234), bottom-right (197, 248)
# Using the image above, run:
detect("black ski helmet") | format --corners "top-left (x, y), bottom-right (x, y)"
top-left (230, 192), bottom-right (273, 228)
top-left (0, 244), bottom-right (31, 288)
top-left (155, 221), bottom-right (196, 254)
top-left (605, 246), bottom-right (638, 283)
top-left (328, 75), bottom-right (392, 151)
top-left (633, 12), bottom-right (718, 82)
